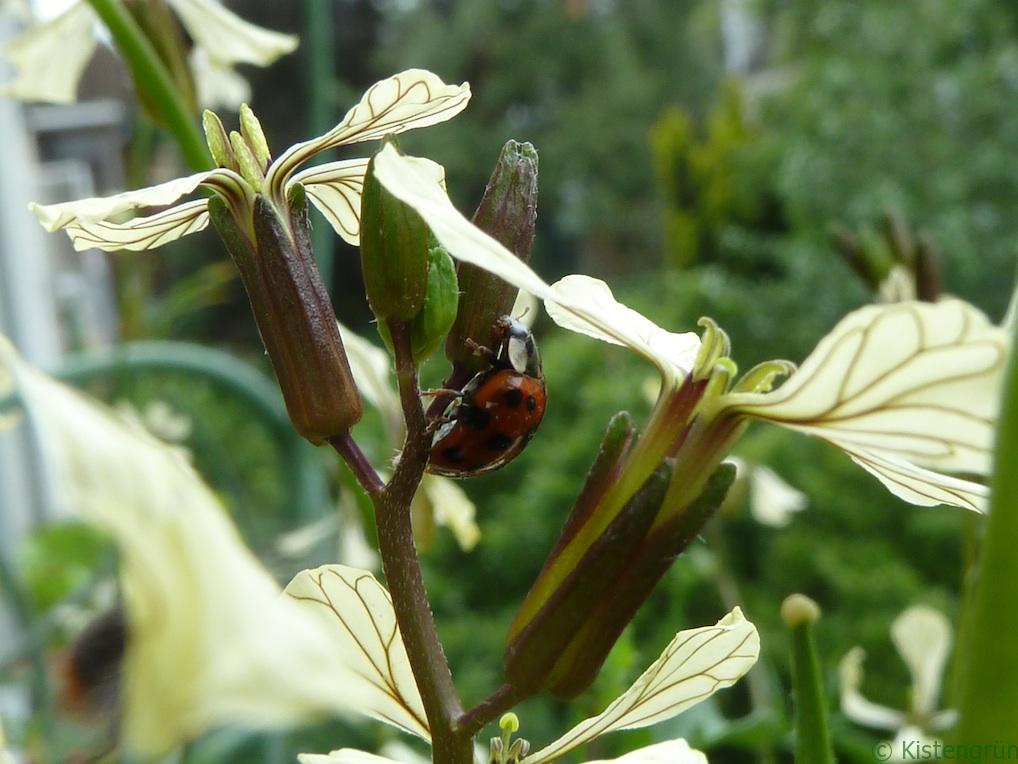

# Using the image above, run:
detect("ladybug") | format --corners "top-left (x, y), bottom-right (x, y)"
top-left (427, 315), bottom-right (547, 477)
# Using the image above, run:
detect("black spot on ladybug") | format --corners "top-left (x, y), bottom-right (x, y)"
top-left (462, 406), bottom-right (491, 429)
top-left (503, 388), bottom-right (523, 408)
top-left (486, 433), bottom-right (515, 453)
top-left (526, 395), bottom-right (537, 412)
top-left (442, 446), bottom-right (465, 463)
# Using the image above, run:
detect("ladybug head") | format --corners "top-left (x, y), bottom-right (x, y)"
top-left (493, 315), bottom-right (542, 378)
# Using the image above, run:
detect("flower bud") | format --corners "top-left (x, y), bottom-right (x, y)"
top-left (360, 152), bottom-right (431, 322)
top-left (544, 463), bottom-right (736, 698)
top-left (230, 131), bottom-right (264, 187)
top-left (445, 141), bottom-right (538, 374)
top-left (239, 103), bottom-right (271, 170)
top-left (410, 245), bottom-right (460, 364)
top-left (209, 186), bottom-right (362, 443)
top-left (202, 110), bottom-right (235, 171)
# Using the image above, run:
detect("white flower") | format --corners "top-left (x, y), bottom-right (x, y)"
top-left (728, 457), bottom-right (807, 527)
top-left (369, 146), bottom-right (1006, 514)
top-left (30, 70), bottom-right (470, 251)
top-left (293, 607), bottom-right (758, 764)
top-left (0, 0), bottom-right (297, 107)
top-left (0, 337), bottom-right (372, 756)
top-left (839, 605), bottom-right (957, 757)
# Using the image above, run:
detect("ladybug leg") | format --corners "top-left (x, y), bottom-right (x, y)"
top-left (425, 412), bottom-right (455, 435)
top-left (464, 338), bottom-right (500, 366)
top-left (421, 387), bottom-right (464, 398)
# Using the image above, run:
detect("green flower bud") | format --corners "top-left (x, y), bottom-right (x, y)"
top-left (360, 152), bottom-right (431, 322)
top-left (410, 246), bottom-right (459, 364)
top-left (445, 141), bottom-right (538, 373)
top-left (202, 110), bottom-right (235, 171)
top-left (209, 185), bottom-right (362, 443)
top-left (230, 131), bottom-right (264, 187)
top-left (239, 103), bottom-right (271, 171)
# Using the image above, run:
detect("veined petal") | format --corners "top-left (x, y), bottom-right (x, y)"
top-left (0, 2), bottom-right (97, 103)
top-left (300, 752), bottom-right (401, 764)
top-left (838, 647), bottom-right (907, 731)
top-left (0, 338), bottom-right (368, 755)
top-left (523, 608), bottom-right (758, 764)
top-left (583, 740), bottom-right (707, 764)
top-left (167, 0), bottom-right (297, 66)
top-left (285, 565), bottom-right (430, 741)
top-left (293, 158), bottom-right (370, 245)
top-left (546, 275), bottom-right (701, 382)
top-left (269, 70), bottom-right (470, 185)
top-left (837, 436), bottom-right (989, 512)
top-left (372, 147), bottom-right (701, 383)
top-left (890, 605), bottom-right (951, 717)
top-left (724, 301), bottom-right (1006, 476)
top-left (30, 171), bottom-right (215, 231)
top-left (62, 198), bottom-right (210, 252)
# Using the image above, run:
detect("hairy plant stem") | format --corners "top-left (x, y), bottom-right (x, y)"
top-left (456, 684), bottom-right (525, 738)
top-left (372, 319), bottom-right (470, 763)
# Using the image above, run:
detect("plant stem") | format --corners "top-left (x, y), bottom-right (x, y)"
top-left (370, 319), bottom-right (470, 763)
top-left (457, 684), bottom-right (524, 738)
top-left (951, 322), bottom-right (1018, 740)
top-left (87, 0), bottom-right (210, 171)
top-left (329, 432), bottom-right (385, 497)
top-left (782, 595), bottom-right (834, 764)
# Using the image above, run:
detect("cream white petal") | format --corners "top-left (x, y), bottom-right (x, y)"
top-left (583, 740), bottom-right (708, 764)
top-left (30, 171), bottom-right (214, 231)
top-left (725, 301), bottom-right (1006, 476)
top-left (0, 338), bottom-right (368, 755)
top-left (838, 647), bottom-right (907, 731)
top-left (61, 198), bottom-right (210, 252)
top-left (546, 275), bottom-right (701, 381)
top-left (189, 47), bottom-right (251, 109)
top-left (0, 2), bottom-right (97, 103)
top-left (285, 564), bottom-right (430, 741)
top-left (372, 147), bottom-right (701, 382)
top-left (269, 70), bottom-right (470, 184)
top-left (840, 444), bottom-right (989, 513)
top-left (523, 608), bottom-right (758, 764)
top-left (423, 475), bottom-right (480, 552)
top-left (890, 605), bottom-right (951, 717)
top-left (167, 0), bottom-right (297, 66)
top-left (300, 751), bottom-right (401, 764)
top-left (748, 463), bottom-right (807, 527)
top-left (293, 158), bottom-right (371, 246)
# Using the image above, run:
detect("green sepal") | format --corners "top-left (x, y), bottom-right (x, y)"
top-left (410, 245), bottom-right (460, 364)
top-left (209, 188), bottom-right (362, 443)
top-left (504, 444), bottom-right (667, 694)
top-left (445, 141), bottom-right (539, 374)
top-left (360, 152), bottom-right (431, 321)
top-left (544, 462), bottom-right (736, 698)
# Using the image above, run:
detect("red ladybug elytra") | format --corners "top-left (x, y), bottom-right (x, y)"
top-left (427, 316), bottom-right (547, 477)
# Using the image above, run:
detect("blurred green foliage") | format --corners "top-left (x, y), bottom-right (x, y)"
top-left (10, 0), bottom-right (1018, 761)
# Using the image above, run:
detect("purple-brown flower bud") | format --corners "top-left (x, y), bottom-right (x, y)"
top-left (444, 141), bottom-right (539, 377)
top-left (209, 185), bottom-right (362, 443)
